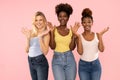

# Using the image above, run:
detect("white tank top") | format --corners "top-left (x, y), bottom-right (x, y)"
top-left (80, 33), bottom-right (99, 62)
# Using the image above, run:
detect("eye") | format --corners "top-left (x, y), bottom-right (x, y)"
top-left (88, 22), bottom-right (91, 23)
top-left (82, 22), bottom-right (86, 24)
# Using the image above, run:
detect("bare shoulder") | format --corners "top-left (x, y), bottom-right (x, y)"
top-left (96, 32), bottom-right (100, 40)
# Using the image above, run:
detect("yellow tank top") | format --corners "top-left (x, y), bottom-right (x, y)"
top-left (54, 28), bottom-right (72, 52)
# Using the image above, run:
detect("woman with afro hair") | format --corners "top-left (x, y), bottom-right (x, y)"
top-left (48, 3), bottom-right (80, 80)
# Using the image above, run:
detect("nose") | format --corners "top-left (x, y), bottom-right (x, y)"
top-left (60, 16), bottom-right (65, 20)
top-left (86, 23), bottom-right (89, 26)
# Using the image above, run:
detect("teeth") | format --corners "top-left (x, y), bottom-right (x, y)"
top-left (85, 26), bottom-right (90, 30)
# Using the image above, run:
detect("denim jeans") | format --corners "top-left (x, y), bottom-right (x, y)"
top-left (28, 54), bottom-right (49, 80)
top-left (78, 59), bottom-right (101, 80)
top-left (52, 50), bottom-right (76, 80)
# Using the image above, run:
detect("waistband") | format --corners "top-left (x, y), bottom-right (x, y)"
top-left (28, 54), bottom-right (45, 59)
top-left (80, 58), bottom-right (99, 63)
top-left (54, 50), bottom-right (72, 55)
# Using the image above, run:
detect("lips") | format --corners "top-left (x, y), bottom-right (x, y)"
top-left (37, 24), bottom-right (41, 26)
top-left (61, 19), bottom-right (65, 22)
top-left (85, 26), bottom-right (90, 30)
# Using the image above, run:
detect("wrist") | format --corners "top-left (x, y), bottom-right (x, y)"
top-left (27, 37), bottom-right (30, 40)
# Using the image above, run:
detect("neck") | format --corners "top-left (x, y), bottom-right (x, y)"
top-left (59, 25), bottom-right (67, 30)
top-left (83, 30), bottom-right (92, 35)
top-left (37, 27), bottom-right (46, 34)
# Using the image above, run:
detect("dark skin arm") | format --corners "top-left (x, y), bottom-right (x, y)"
top-left (97, 27), bottom-right (109, 52)
top-left (47, 22), bottom-right (56, 50)
top-left (76, 34), bottom-right (83, 55)
top-left (49, 30), bottom-right (56, 49)
top-left (69, 33), bottom-right (77, 50)
top-left (70, 22), bottom-right (81, 51)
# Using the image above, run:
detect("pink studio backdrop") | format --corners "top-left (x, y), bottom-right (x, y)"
top-left (0, 0), bottom-right (120, 80)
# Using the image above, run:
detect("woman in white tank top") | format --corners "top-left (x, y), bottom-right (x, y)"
top-left (75, 8), bottom-right (109, 80)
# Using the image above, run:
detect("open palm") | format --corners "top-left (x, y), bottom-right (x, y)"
top-left (21, 27), bottom-right (31, 39)
top-left (99, 27), bottom-right (109, 36)
top-left (71, 22), bottom-right (80, 34)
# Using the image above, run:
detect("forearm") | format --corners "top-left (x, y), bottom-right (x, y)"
top-left (98, 36), bottom-right (104, 52)
top-left (76, 36), bottom-right (83, 55)
top-left (25, 38), bottom-right (30, 53)
top-left (49, 31), bottom-right (56, 49)
top-left (39, 39), bottom-right (49, 55)
top-left (69, 35), bottom-right (76, 50)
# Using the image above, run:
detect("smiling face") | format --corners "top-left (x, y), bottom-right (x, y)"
top-left (58, 11), bottom-right (69, 26)
top-left (34, 15), bottom-right (46, 30)
top-left (82, 17), bottom-right (93, 31)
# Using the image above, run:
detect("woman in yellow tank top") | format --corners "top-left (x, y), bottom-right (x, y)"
top-left (48, 3), bottom-right (80, 80)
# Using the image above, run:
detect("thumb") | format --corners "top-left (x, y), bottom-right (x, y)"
top-left (70, 25), bottom-right (72, 29)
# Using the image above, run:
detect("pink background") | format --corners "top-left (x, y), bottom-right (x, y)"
top-left (0, 0), bottom-right (120, 80)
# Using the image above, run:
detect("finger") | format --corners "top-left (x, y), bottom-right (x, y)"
top-left (54, 25), bottom-right (57, 28)
top-left (106, 27), bottom-right (109, 31)
top-left (104, 27), bottom-right (109, 33)
top-left (77, 22), bottom-right (80, 27)
top-left (21, 28), bottom-right (26, 34)
top-left (70, 25), bottom-right (72, 28)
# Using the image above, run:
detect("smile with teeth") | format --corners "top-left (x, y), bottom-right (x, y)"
top-left (85, 26), bottom-right (90, 30)
top-left (37, 24), bottom-right (41, 26)
top-left (61, 20), bottom-right (65, 22)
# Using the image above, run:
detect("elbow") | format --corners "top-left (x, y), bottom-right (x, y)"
top-left (77, 49), bottom-right (83, 55)
top-left (99, 46), bottom-right (104, 52)
top-left (99, 48), bottom-right (104, 52)
top-left (43, 48), bottom-right (49, 55)
top-left (43, 51), bottom-right (48, 55)
top-left (26, 50), bottom-right (29, 53)
top-left (25, 48), bottom-right (29, 53)
top-left (50, 46), bottom-right (55, 50)
top-left (70, 47), bottom-right (75, 51)
top-left (69, 44), bottom-right (76, 51)
top-left (49, 44), bottom-right (56, 50)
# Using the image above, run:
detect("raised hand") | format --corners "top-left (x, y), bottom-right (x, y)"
top-left (38, 29), bottom-right (49, 37)
top-left (99, 27), bottom-right (109, 36)
top-left (47, 22), bottom-right (55, 32)
top-left (21, 27), bottom-right (31, 39)
top-left (71, 22), bottom-right (80, 34)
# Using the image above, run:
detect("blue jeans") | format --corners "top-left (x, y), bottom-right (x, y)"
top-left (52, 50), bottom-right (76, 80)
top-left (78, 59), bottom-right (101, 80)
top-left (28, 54), bottom-right (49, 80)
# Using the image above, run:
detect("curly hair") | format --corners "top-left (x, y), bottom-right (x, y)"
top-left (55, 3), bottom-right (73, 17)
top-left (81, 8), bottom-right (93, 21)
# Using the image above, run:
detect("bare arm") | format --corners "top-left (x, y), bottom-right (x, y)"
top-left (47, 22), bottom-right (56, 49)
top-left (70, 22), bottom-right (80, 50)
top-left (97, 33), bottom-right (104, 52)
top-left (39, 33), bottom-right (50, 55)
top-left (69, 33), bottom-right (77, 50)
top-left (25, 38), bottom-right (30, 53)
top-left (21, 27), bottom-right (31, 53)
top-left (76, 34), bottom-right (83, 55)
top-left (49, 30), bottom-right (56, 49)
top-left (97, 27), bottom-right (109, 52)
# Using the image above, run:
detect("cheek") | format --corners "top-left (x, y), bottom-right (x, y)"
top-left (82, 23), bottom-right (85, 26)
top-left (65, 17), bottom-right (69, 21)
top-left (91, 23), bottom-right (93, 26)
top-left (34, 22), bottom-right (38, 26)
